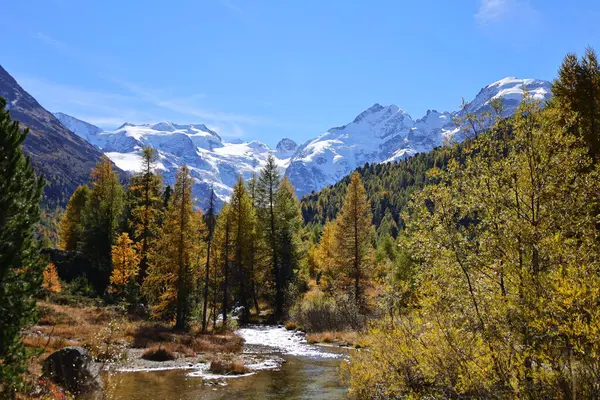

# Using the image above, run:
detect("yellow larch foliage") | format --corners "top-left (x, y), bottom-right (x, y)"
top-left (42, 263), bottom-right (61, 293)
top-left (109, 232), bottom-right (140, 293)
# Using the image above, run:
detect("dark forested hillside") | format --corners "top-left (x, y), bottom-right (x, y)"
top-left (300, 143), bottom-right (464, 235)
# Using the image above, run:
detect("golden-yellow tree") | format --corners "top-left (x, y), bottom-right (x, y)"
top-left (109, 232), bottom-right (140, 301)
top-left (345, 95), bottom-right (600, 399)
top-left (313, 219), bottom-right (339, 286)
top-left (143, 165), bottom-right (204, 329)
top-left (42, 263), bottom-right (62, 293)
top-left (333, 172), bottom-right (374, 308)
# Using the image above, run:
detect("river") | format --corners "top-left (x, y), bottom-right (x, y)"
top-left (102, 326), bottom-right (349, 399)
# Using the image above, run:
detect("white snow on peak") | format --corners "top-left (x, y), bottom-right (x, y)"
top-left (56, 76), bottom-right (553, 203)
top-left (285, 77), bottom-right (552, 196)
top-left (55, 116), bottom-right (291, 209)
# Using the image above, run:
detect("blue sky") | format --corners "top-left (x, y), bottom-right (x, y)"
top-left (2, 0), bottom-right (599, 146)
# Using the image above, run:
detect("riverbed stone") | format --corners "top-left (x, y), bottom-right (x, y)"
top-left (43, 346), bottom-right (101, 394)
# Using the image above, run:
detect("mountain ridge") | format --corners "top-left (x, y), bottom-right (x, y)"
top-left (52, 75), bottom-right (551, 207)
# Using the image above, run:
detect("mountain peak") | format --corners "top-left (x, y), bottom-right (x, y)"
top-left (276, 138), bottom-right (298, 153)
top-left (150, 121), bottom-right (176, 131)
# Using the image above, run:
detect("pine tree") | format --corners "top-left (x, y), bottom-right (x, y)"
top-left (201, 187), bottom-right (217, 333)
top-left (127, 146), bottom-right (163, 285)
top-left (143, 165), bottom-right (202, 329)
top-left (0, 97), bottom-right (44, 396)
top-left (109, 233), bottom-right (140, 302)
top-left (246, 175), bottom-right (261, 315)
top-left (58, 185), bottom-right (90, 251)
top-left (256, 155), bottom-right (283, 317)
top-left (552, 48), bottom-right (600, 160)
top-left (81, 156), bottom-right (125, 293)
top-left (42, 263), bottom-right (62, 294)
top-left (213, 203), bottom-right (233, 327)
top-left (274, 177), bottom-right (302, 310)
top-left (334, 172), bottom-right (374, 308)
top-left (230, 177), bottom-right (256, 321)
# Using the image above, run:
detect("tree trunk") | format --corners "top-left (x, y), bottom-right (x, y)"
top-left (201, 238), bottom-right (211, 333)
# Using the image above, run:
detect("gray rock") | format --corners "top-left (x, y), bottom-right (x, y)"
top-left (43, 346), bottom-right (101, 394)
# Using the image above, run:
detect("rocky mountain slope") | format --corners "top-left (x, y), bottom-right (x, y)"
top-left (53, 114), bottom-right (298, 208)
top-left (53, 76), bottom-right (551, 207)
top-left (285, 77), bottom-right (552, 195)
top-left (0, 65), bottom-right (114, 206)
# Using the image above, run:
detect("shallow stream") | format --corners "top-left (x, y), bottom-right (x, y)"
top-left (102, 326), bottom-right (349, 399)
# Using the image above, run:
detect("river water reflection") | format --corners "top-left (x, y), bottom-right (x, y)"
top-left (103, 326), bottom-right (349, 400)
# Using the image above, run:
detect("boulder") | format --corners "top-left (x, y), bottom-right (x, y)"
top-left (42, 346), bottom-right (101, 394)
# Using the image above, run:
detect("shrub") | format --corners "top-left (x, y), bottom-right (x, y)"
top-left (209, 358), bottom-right (249, 375)
top-left (290, 289), bottom-right (364, 332)
top-left (141, 346), bottom-right (176, 362)
top-left (284, 321), bottom-right (297, 330)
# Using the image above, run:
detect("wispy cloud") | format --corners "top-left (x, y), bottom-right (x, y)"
top-left (113, 79), bottom-right (271, 126)
top-left (34, 32), bottom-right (68, 50)
top-left (15, 75), bottom-right (157, 128)
top-left (221, 0), bottom-right (244, 15)
top-left (27, 32), bottom-right (269, 137)
top-left (219, 0), bottom-right (252, 24)
top-left (475, 0), bottom-right (540, 25)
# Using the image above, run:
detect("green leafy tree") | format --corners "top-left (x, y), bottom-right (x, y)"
top-left (0, 97), bottom-right (44, 397)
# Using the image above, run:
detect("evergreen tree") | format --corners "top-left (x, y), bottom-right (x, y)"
top-left (201, 187), bottom-right (217, 333)
top-left (0, 97), bottom-right (44, 396)
top-left (256, 154), bottom-right (283, 317)
top-left (58, 185), bottom-right (90, 251)
top-left (334, 172), bottom-right (374, 308)
top-left (127, 146), bottom-right (163, 285)
top-left (246, 175), bottom-right (261, 315)
top-left (552, 48), bottom-right (600, 160)
top-left (230, 177), bottom-right (256, 321)
top-left (143, 165), bottom-right (203, 329)
top-left (214, 203), bottom-right (233, 326)
top-left (81, 156), bottom-right (125, 293)
top-left (274, 177), bottom-right (303, 311)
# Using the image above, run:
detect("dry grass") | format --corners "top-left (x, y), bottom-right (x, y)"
top-left (209, 358), bottom-right (249, 375)
top-left (141, 346), bottom-right (176, 362)
top-left (306, 331), bottom-right (363, 347)
top-left (284, 321), bottom-right (297, 330)
top-left (129, 323), bottom-right (244, 355)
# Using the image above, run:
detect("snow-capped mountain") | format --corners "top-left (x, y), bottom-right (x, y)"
top-left (53, 115), bottom-right (297, 208)
top-left (54, 76), bottom-right (551, 206)
top-left (285, 77), bottom-right (552, 195)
